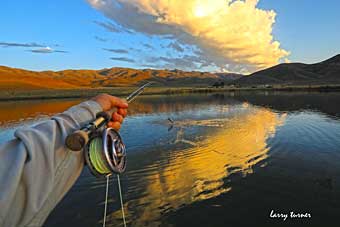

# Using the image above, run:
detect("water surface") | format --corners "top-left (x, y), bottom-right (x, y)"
top-left (1, 92), bottom-right (340, 227)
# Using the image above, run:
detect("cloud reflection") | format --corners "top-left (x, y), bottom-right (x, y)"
top-left (109, 107), bottom-right (286, 226)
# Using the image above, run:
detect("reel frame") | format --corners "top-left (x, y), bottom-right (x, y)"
top-left (84, 128), bottom-right (127, 178)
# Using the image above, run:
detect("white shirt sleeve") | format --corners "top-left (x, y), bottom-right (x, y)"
top-left (0, 100), bottom-right (102, 227)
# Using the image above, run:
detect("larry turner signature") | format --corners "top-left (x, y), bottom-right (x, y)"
top-left (270, 210), bottom-right (312, 221)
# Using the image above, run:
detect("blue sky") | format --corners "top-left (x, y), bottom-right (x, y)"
top-left (258, 0), bottom-right (340, 63)
top-left (1, 0), bottom-right (339, 73)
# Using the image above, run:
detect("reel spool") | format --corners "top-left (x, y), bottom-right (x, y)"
top-left (84, 128), bottom-right (127, 177)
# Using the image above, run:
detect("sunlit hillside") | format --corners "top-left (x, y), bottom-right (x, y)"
top-left (0, 66), bottom-right (242, 90)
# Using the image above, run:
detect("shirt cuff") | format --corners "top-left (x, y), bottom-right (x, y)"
top-left (58, 100), bottom-right (103, 128)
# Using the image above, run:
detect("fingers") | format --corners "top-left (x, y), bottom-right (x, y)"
top-left (117, 108), bottom-right (127, 117)
top-left (108, 111), bottom-right (127, 131)
top-left (92, 94), bottom-right (129, 131)
top-left (109, 96), bottom-right (128, 109)
top-left (92, 94), bottom-right (128, 111)
top-left (107, 121), bottom-right (121, 131)
top-left (112, 112), bottom-right (124, 123)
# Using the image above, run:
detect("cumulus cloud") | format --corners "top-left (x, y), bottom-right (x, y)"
top-left (29, 47), bottom-right (68, 54)
top-left (88, 0), bottom-right (289, 73)
top-left (110, 57), bottom-right (135, 63)
top-left (148, 55), bottom-right (210, 70)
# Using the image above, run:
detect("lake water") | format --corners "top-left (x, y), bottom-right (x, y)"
top-left (1, 92), bottom-right (340, 227)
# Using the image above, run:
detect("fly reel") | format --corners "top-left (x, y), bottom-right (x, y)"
top-left (66, 82), bottom-right (153, 178)
top-left (84, 128), bottom-right (127, 177)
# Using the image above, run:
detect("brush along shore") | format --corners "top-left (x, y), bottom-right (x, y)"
top-left (1, 84), bottom-right (340, 101)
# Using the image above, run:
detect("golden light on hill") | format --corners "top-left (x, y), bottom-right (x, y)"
top-left (0, 66), bottom-right (227, 90)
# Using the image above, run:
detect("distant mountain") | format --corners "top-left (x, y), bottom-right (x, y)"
top-left (215, 72), bottom-right (243, 81)
top-left (235, 54), bottom-right (340, 85)
top-left (0, 66), bottom-right (242, 90)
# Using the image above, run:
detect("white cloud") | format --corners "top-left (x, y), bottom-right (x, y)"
top-left (88, 0), bottom-right (289, 73)
top-left (29, 46), bottom-right (68, 54)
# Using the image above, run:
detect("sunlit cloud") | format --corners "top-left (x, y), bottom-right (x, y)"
top-left (148, 55), bottom-right (208, 70)
top-left (88, 0), bottom-right (290, 73)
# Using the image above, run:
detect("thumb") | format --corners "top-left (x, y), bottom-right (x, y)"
top-left (92, 94), bottom-right (128, 111)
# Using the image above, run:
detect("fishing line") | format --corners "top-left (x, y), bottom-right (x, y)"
top-left (101, 174), bottom-right (127, 227)
top-left (103, 175), bottom-right (109, 227)
top-left (89, 137), bottom-right (112, 175)
top-left (117, 174), bottom-right (127, 227)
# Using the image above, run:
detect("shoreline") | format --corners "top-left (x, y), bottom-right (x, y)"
top-left (1, 85), bottom-right (340, 101)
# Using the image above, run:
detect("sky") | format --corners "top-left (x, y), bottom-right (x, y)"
top-left (1, 0), bottom-right (339, 74)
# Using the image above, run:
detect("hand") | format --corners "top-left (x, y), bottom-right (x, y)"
top-left (91, 94), bottom-right (128, 131)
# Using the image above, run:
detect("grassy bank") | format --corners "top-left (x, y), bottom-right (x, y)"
top-left (1, 84), bottom-right (340, 101)
top-left (0, 87), bottom-right (223, 101)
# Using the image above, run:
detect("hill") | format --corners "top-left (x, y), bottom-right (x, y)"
top-left (235, 54), bottom-right (340, 86)
top-left (0, 66), bottom-right (241, 90)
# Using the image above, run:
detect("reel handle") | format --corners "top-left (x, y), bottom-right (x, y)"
top-left (65, 129), bottom-right (90, 151)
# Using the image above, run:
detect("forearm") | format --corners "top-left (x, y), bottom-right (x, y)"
top-left (0, 100), bottom-right (102, 227)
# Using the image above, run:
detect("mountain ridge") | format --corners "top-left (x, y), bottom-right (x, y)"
top-left (235, 54), bottom-right (340, 85)
top-left (0, 65), bottom-right (242, 90)
top-left (1, 54), bottom-right (339, 90)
